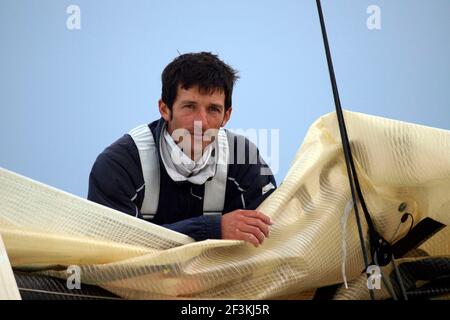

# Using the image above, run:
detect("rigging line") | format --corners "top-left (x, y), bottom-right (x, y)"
top-left (374, 251), bottom-right (398, 300)
top-left (315, 0), bottom-right (375, 299)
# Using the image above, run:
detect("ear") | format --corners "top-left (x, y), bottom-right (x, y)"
top-left (158, 99), bottom-right (171, 122)
top-left (221, 107), bottom-right (232, 127)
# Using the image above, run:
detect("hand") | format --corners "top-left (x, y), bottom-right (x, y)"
top-left (221, 209), bottom-right (273, 247)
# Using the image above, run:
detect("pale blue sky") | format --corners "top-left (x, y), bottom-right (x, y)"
top-left (1, 0), bottom-right (449, 197)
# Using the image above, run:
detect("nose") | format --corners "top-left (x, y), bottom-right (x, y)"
top-left (194, 108), bottom-right (208, 129)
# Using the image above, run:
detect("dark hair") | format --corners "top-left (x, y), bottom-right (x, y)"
top-left (161, 52), bottom-right (239, 112)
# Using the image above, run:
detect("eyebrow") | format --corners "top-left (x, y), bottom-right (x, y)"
top-left (180, 100), bottom-right (197, 105)
top-left (180, 101), bottom-right (224, 109)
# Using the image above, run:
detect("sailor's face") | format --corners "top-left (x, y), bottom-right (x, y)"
top-left (159, 85), bottom-right (232, 159)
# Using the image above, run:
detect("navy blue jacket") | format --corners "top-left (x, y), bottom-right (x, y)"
top-left (88, 118), bottom-right (276, 241)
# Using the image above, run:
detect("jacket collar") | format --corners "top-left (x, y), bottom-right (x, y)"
top-left (148, 117), bottom-right (166, 163)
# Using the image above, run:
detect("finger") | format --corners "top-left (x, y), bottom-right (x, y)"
top-left (238, 231), bottom-right (260, 247)
top-left (255, 211), bottom-right (273, 225)
top-left (243, 217), bottom-right (270, 238)
top-left (238, 224), bottom-right (265, 244)
top-left (241, 210), bottom-right (273, 225)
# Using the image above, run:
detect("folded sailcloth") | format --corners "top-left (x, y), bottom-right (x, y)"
top-left (1, 110), bottom-right (449, 299)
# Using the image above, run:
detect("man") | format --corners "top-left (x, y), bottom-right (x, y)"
top-left (88, 52), bottom-right (276, 247)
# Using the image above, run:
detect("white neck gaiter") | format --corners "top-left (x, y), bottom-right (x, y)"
top-left (159, 123), bottom-right (217, 185)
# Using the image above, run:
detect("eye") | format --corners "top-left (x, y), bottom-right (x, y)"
top-left (209, 106), bottom-right (221, 113)
top-left (184, 104), bottom-right (195, 109)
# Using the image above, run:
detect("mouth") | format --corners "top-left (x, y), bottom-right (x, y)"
top-left (186, 130), bottom-right (217, 142)
top-left (188, 130), bottom-right (206, 137)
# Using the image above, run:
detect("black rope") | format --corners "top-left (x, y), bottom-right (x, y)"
top-left (315, 0), bottom-right (395, 300)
